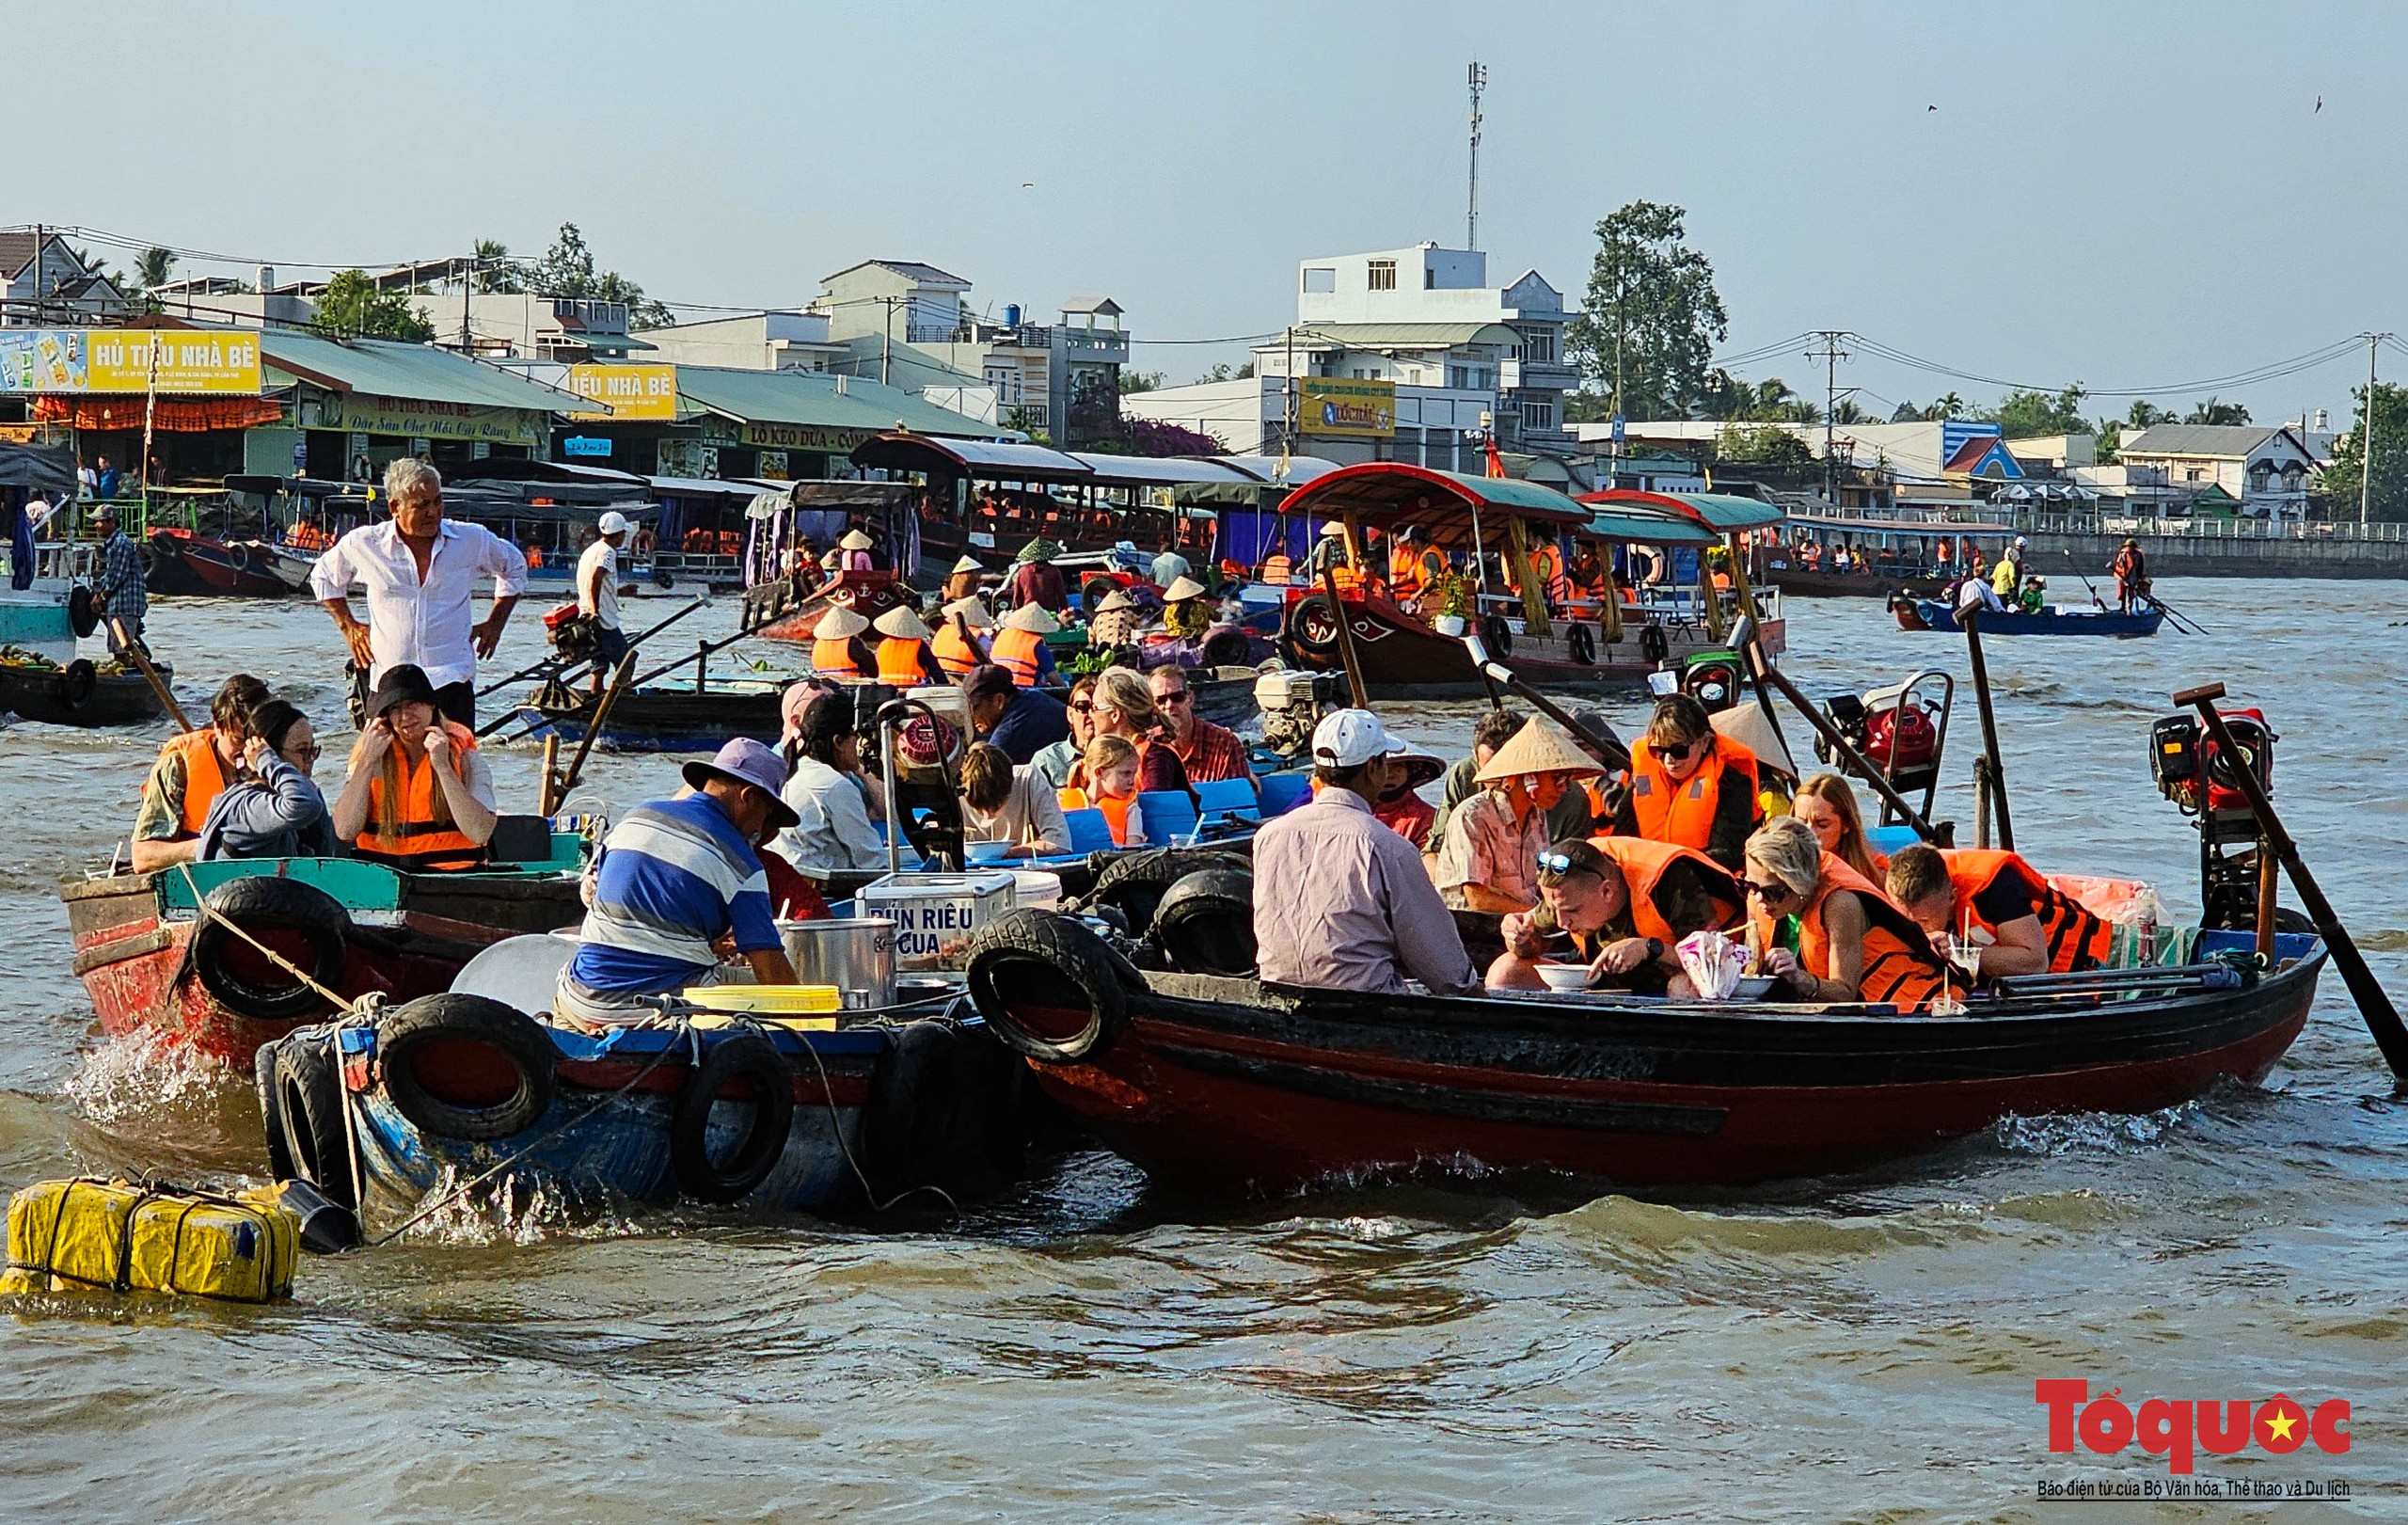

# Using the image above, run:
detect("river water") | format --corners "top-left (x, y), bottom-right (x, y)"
top-left (2, 581), bottom-right (2403, 1520)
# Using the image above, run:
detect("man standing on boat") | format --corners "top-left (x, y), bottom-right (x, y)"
top-left (2111, 537), bottom-right (2149, 614)
top-left (86, 501), bottom-right (148, 657)
top-left (310, 458), bottom-right (529, 725)
top-left (1149, 537), bottom-right (1191, 591)
top-left (1252, 709), bottom-right (1478, 996)
top-left (578, 509), bottom-right (635, 684)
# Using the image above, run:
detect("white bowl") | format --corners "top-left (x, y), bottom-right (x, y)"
top-left (1534, 963), bottom-right (1595, 993)
top-left (1732, 975), bottom-right (1778, 1000)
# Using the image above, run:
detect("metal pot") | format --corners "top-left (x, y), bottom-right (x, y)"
top-left (779, 917), bottom-right (897, 1010)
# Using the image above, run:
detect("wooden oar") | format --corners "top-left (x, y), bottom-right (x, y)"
top-left (1957, 602), bottom-right (2015, 851)
top-left (1319, 566), bottom-right (1369, 709)
top-left (541, 650), bottom-right (639, 814)
top-left (2175, 681), bottom-right (2408, 1082)
top-left (2146, 594), bottom-right (2209, 635)
top-left (108, 619), bottom-right (195, 731)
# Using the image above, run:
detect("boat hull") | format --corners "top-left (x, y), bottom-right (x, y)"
top-left (1003, 932), bottom-right (2321, 1194)
top-left (1899, 598), bottom-right (2163, 636)
top-left (521, 686), bottom-right (786, 753)
top-left (63, 868), bottom-right (588, 1068)
top-left (0, 662), bottom-right (167, 726)
top-left (147, 529), bottom-right (295, 597)
top-left (1278, 590), bottom-right (1785, 698)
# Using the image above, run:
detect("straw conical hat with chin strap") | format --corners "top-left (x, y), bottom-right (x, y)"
top-left (873, 606), bottom-right (933, 642)
top-left (813, 606), bottom-right (870, 640)
top-left (1002, 603), bottom-right (1060, 634)
top-left (839, 530), bottom-right (874, 551)
top-left (1710, 702), bottom-right (1796, 782)
top-left (1163, 575), bottom-right (1207, 602)
top-left (1474, 716), bottom-right (1606, 783)
top-left (943, 596), bottom-right (995, 628)
top-left (950, 554), bottom-right (984, 574)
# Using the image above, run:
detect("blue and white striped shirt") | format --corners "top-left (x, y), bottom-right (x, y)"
top-left (565, 792), bottom-right (782, 997)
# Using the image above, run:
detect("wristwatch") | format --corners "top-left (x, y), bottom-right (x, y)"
top-left (1644, 937), bottom-right (1665, 963)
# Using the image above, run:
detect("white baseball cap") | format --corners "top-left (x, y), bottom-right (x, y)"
top-left (1310, 708), bottom-right (1408, 769)
top-left (597, 511), bottom-right (633, 536)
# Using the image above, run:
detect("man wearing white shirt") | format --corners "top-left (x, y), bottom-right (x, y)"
top-left (578, 510), bottom-right (633, 684)
top-left (309, 457), bottom-right (529, 724)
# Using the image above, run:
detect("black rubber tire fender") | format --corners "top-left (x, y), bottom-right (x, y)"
top-left (1150, 867), bottom-right (1259, 977)
top-left (1481, 612), bottom-right (1514, 659)
top-left (670, 1031), bottom-right (795, 1203)
top-left (861, 1020), bottom-right (976, 1200)
top-left (67, 584), bottom-right (100, 638)
top-left (1198, 628), bottom-right (1252, 667)
top-left (1639, 623), bottom-right (1671, 665)
top-left (228, 541), bottom-right (251, 571)
top-left (375, 993), bottom-right (558, 1143)
top-left (255, 1038), bottom-right (295, 1183)
top-left (1283, 592), bottom-right (1343, 657)
top-left (1086, 847), bottom-right (1245, 937)
top-left (1080, 574), bottom-right (1120, 614)
top-left (653, 567), bottom-right (675, 590)
top-left (58, 658), bottom-right (97, 712)
top-left (964, 907), bottom-right (1139, 1065)
top-left (1566, 622), bottom-right (1597, 667)
top-left (273, 1036), bottom-right (356, 1211)
top-left (191, 875), bottom-right (353, 1025)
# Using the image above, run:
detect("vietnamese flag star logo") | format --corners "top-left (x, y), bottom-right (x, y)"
top-left (2256, 1394), bottom-right (2308, 1454)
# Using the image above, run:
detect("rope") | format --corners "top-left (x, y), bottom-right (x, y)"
top-left (173, 864), bottom-right (356, 1012)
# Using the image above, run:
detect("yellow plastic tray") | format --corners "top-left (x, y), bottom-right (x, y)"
top-left (682, 985), bottom-right (842, 1028)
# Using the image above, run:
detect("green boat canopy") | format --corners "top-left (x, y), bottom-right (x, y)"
top-left (1577, 506), bottom-right (1716, 547)
top-left (1579, 488), bottom-right (1786, 532)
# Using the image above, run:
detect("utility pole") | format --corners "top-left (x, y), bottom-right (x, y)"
top-left (2359, 331), bottom-right (2393, 528)
top-left (1807, 330), bottom-right (1850, 506)
top-left (879, 294), bottom-right (903, 387)
top-left (460, 254), bottom-right (475, 352)
top-left (1465, 62), bottom-right (1487, 251)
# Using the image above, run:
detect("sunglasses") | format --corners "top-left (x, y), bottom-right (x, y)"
top-left (1069, 700), bottom-right (1095, 713)
top-left (1534, 850), bottom-right (1600, 884)
top-left (1665, 735), bottom-right (1712, 760)
top-left (1156, 691), bottom-right (1191, 706)
top-left (283, 744), bottom-right (324, 762)
top-left (1740, 877), bottom-right (1797, 902)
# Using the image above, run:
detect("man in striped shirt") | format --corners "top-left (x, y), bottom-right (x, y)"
top-left (555, 739), bottom-right (800, 1028)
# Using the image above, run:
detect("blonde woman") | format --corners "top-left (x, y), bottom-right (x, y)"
top-left (1741, 816), bottom-right (1946, 1009)
top-left (1791, 772), bottom-right (1887, 882)
top-left (1078, 666), bottom-right (1189, 794)
top-left (331, 663), bottom-right (498, 872)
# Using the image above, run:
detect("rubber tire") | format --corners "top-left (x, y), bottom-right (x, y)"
top-left (1087, 848), bottom-right (1245, 937)
top-left (2273, 908), bottom-right (2315, 935)
top-left (1199, 628), bottom-right (1252, 667)
top-left (860, 1021), bottom-right (982, 1201)
top-left (964, 907), bottom-right (1137, 1065)
top-left (654, 568), bottom-right (675, 590)
top-left (1284, 592), bottom-right (1342, 657)
top-left (255, 1039), bottom-right (294, 1183)
top-left (670, 1032), bottom-right (794, 1204)
top-left (1566, 623), bottom-right (1597, 666)
top-left (192, 876), bottom-right (352, 1025)
top-left (1481, 613), bottom-right (1514, 659)
top-left (58, 659), bottom-right (97, 712)
top-left (1640, 623), bottom-right (1670, 665)
top-left (1080, 575), bottom-right (1120, 614)
top-left (68, 584), bottom-right (100, 639)
top-left (229, 542), bottom-right (251, 571)
top-left (274, 1038), bottom-right (356, 1211)
top-left (375, 993), bottom-right (558, 1143)
top-left (1150, 867), bottom-right (1258, 977)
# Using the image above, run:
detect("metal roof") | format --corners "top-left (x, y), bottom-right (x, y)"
top-left (673, 368), bottom-right (992, 437)
top-left (1277, 462), bottom-right (1590, 533)
top-left (1208, 453), bottom-right (1343, 486)
top-left (1786, 514), bottom-right (2023, 538)
top-left (1288, 322), bottom-right (1523, 351)
top-left (258, 331), bottom-right (582, 411)
top-left (1581, 489), bottom-right (1787, 532)
top-left (821, 259), bottom-right (970, 288)
top-left (852, 435), bottom-right (1090, 478)
top-left (2116, 424), bottom-right (2285, 459)
top-left (1073, 453), bottom-right (1257, 486)
top-left (1579, 506), bottom-right (1715, 546)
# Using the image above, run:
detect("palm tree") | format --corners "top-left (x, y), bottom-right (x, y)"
top-left (1930, 391), bottom-right (1964, 421)
top-left (470, 238), bottom-right (522, 294)
top-left (134, 246), bottom-right (177, 291)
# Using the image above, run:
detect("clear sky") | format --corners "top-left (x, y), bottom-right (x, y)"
top-left (14, 1), bottom-right (2402, 425)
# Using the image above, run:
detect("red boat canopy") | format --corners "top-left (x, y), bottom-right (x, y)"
top-left (1275, 463), bottom-right (1589, 545)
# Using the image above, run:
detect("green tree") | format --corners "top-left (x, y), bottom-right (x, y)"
top-left (1566, 200), bottom-right (1728, 419)
top-left (528, 222), bottom-right (673, 327)
top-left (470, 238), bottom-right (523, 294)
top-left (2182, 397), bottom-right (2251, 425)
top-left (1984, 384), bottom-right (2090, 438)
top-left (1830, 396), bottom-right (1869, 426)
top-left (2319, 381), bottom-right (2408, 520)
top-left (134, 246), bottom-right (177, 291)
top-left (1889, 392), bottom-right (1965, 421)
top-left (2125, 400), bottom-right (2175, 428)
top-left (1714, 422), bottom-right (1814, 466)
top-left (316, 269), bottom-right (435, 341)
top-left (1119, 370), bottom-right (1166, 393)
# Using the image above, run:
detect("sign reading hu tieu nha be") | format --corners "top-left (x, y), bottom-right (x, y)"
top-left (0, 329), bottom-right (261, 394)
top-left (566, 363), bottom-right (678, 421)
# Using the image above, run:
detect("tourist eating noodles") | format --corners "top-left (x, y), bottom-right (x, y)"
top-left (309, 457), bottom-right (529, 725)
top-left (1434, 717), bottom-right (1604, 914)
top-left (330, 663), bottom-right (499, 872)
top-left (1610, 694), bottom-right (1763, 871)
top-left (1149, 664), bottom-right (1249, 784)
top-left (965, 662), bottom-right (1069, 766)
top-left (1741, 816), bottom-right (1951, 1009)
top-left (128, 673), bottom-right (269, 871)
top-left (958, 742), bottom-right (1070, 859)
top-left (1485, 836), bottom-right (1743, 993)
top-left (556, 738), bottom-right (800, 1031)
top-left (1885, 844), bottom-right (2112, 978)
top-left (1251, 708), bottom-right (1478, 996)
top-left (196, 700), bottom-right (332, 861)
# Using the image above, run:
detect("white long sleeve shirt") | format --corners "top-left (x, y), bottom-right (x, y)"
top-left (309, 518), bottom-right (531, 689)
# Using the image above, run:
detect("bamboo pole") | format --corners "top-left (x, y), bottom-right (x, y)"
top-left (1500, 516), bottom-right (1551, 638)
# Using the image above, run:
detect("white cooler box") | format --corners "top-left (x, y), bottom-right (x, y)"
top-left (859, 870), bottom-right (1018, 970)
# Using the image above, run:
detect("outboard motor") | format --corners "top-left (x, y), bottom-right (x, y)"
top-left (1679, 648), bottom-right (1746, 713)
top-left (2150, 705), bottom-right (2279, 929)
top-left (1253, 668), bottom-right (1350, 765)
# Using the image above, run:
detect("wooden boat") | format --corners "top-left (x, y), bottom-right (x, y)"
top-left (1895, 596), bottom-right (2163, 637)
top-left (518, 678), bottom-right (787, 752)
top-left (0, 657), bottom-right (168, 726)
top-left (63, 851), bottom-right (588, 1070)
top-left (145, 527), bottom-right (296, 597)
top-left (1271, 465), bottom-right (1784, 698)
top-left (1771, 515), bottom-right (2024, 598)
top-left (967, 913), bottom-right (2323, 1194)
top-left (747, 567), bottom-right (911, 644)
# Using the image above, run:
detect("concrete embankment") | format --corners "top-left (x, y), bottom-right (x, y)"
top-left (2023, 531), bottom-right (2408, 580)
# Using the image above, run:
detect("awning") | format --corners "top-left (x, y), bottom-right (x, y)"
top-left (33, 394), bottom-right (286, 432)
top-left (852, 434), bottom-right (1092, 480)
top-left (259, 331), bottom-right (584, 410)
top-left (1579, 488), bottom-right (1786, 532)
top-left (1275, 462), bottom-right (1590, 543)
top-left (0, 442), bottom-right (76, 494)
top-left (1578, 506), bottom-right (1715, 546)
top-left (1070, 453), bottom-right (1260, 486)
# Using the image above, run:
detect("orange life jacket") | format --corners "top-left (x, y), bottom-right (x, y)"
top-left (164, 729), bottom-right (233, 835)
top-left (1586, 835), bottom-right (1744, 947)
top-left (355, 723), bottom-right (486, 872)
top-left (1943, 849), bottom-right (2112, 973)
top-left (931, 621), bottom-right (985, 678)
top-left (1260, 553), bottom-right (1292, 585)
top-left (1095, 790), bottom-right (1136, 845)
top-left (991, 626), bottom-right (1045, 687)
top-left (812, 637), bottom-right (861, 677)
top-left (1389, 545), bottom-right (1424, 599)
top-left (1626, 736), bottom-right (1762, 852)
top-left (876, 636), bottom-right (932, 688)
top-left (1752, 850), bottom-right (1950, 1010)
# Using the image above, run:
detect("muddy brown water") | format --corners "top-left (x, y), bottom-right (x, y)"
top-left (2, 582), bottom-right (2404, 1520)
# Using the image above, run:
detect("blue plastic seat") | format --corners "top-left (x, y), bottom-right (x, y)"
top-left (1258, 771), bottom-right (1313, 818)
top-left (1137, 789), bottom-right (1199, 845)
top-left (1062, 807), bottom-right (1117, 853)
top-left (1193, 775), bottom-right (1260, 825)
top-left (1864, 824), bottom-right (1922, 860)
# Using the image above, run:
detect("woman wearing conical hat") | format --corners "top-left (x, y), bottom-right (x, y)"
top-left (943, 553), bottom-right (985, 605)
top-left (990, 600), bottom-right (1062, 688)
top-left (933, 595), bottom-right (993, 680)
top-left (872, 603), bottom-right (945, 688)
top-left (810, 606), bottom-right (873, 679)
top-left (836, 527), bottom-right (877, 572)
top-left (1160, 573), bottom-right (1211, 640)
top-left (1003, 538), bottom-right (1069, 614)
top-left (1088, 588), bottom-right (1140, 650)
top-left (1433, 717), bottom-right (1605, 915)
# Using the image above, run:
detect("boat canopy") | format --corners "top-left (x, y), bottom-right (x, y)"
top-left (1580, 488), bottom-right (1785, 532)
top-left (1578, 505), bottom-right (1716, 547)
top-left (1786, 514), bottom-right (2024, 539)
top-left (1275, 462), bottom-right (1590, 539)
top-left (850, 431), bottom-right (1307, 491)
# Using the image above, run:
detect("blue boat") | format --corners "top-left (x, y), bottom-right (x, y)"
top-left (1897, 597), bottom-right (2163, 637)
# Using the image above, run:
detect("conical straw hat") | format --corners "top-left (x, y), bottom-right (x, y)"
top-left (1094, 590), bottom-right (1136, 613)
top-left (1475, 716), bottom-right (1605, 783)
top-left (943, 596), bottom-right (995, 628)
top-left (1163, 575), bottom-right (1207, 602)
top-left (814, 606), bottom-right (870, 639)
top-left (839, 529), bottom-right (874, 550)
top-left (1003, 603), bottom-right (1060, 634)
top-left (1711, 702), bottom-right (1797, 782)
top-left (873, 605), bottom-right (932, 641)
top-left (950, 554), bottom-right (984, 574)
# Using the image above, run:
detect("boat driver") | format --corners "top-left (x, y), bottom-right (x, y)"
top-left (129, 673), bottom-right (272, 872)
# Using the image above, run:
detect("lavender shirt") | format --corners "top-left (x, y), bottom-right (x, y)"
top-left (1251, 786), bottom-right (1478, 996)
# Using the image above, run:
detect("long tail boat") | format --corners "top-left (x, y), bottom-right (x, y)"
top-left (1268, 464), bottom-right (1786, 697)
top-left (1895, 596), bottom-right (2164, 637)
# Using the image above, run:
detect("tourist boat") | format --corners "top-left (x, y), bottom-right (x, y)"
top-left (144, 527), bottom-right (300, 597)
top-left (1272, 464), bottom-right (1785, 698)
top-left (1770, 515), bottom-right (2024, 598)
top-left (517, 676), bottom-right (789, 753)
top-left (1893, 596), bottom-right (2164, 637)
top-left (966, 911), bottom-right (2324, 1194)
top-left (0, 444), bottom-right (98, 660)
top-left (63, 849), bottom-right (589, 1070)
top-left (0, 654), bottom-right (169, 726)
